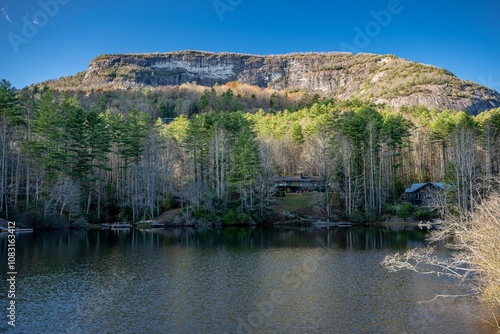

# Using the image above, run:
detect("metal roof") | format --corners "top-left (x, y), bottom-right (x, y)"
top-left (275, 176), bottom-right (322, 182)
top-left (405, 182), bottom-right (444, 193)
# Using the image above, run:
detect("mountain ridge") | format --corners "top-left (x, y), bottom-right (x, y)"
top-left (44, 50), bottom-right (500, 114)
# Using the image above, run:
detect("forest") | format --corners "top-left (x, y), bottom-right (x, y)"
top-left (1, 79), bottom-right (500, 227)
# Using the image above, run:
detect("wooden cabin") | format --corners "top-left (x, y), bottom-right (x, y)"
top-left (161, 117), bottom-right (175, 125)
top-left (405, 182), bottom-right (444, 206)
top-left (275, 175), bottom-right (324, 193)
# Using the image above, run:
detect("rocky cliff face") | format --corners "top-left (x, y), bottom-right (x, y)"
top-left (80, 51), bottom-right (500, 113)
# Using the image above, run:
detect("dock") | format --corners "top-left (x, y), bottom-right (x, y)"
top-left (418, 221), bottom-right (442, 230)
top-left (0, 225), bottom-right (33, 233)
top-left (101, 222), bottom-right (131, 229)
top-left (312, 221), bottom-right (352, 228)
top-left (135, 220), bottom-right (165, 229)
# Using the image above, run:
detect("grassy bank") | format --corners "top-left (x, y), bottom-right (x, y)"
top-left (273, 193), bottom-right (321, 213)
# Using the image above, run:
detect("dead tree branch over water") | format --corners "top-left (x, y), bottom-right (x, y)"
top-left (382, 194), bottom-right (500, 327)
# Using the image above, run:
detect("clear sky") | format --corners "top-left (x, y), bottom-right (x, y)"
top-left (1, 0), bottom-right (499, 92)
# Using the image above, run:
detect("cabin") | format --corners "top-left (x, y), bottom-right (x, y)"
top-left (275, 174), bottom-right (324, 193)
top-left (161, 118), bottom-right (175, 125)
top-left (405, 182), bottom-right (444, 206)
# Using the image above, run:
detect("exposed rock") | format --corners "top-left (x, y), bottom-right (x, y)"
top-left (65, 51), bottom-right (499, 114)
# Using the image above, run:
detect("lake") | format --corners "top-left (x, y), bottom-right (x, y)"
top-left (0, 226), bottom-right (497, 333)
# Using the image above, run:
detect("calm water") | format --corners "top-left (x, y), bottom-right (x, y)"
top-left (0, 227), bottom-right (497, 334)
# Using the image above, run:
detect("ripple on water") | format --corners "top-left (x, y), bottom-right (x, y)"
top-left (0, 229), bottom-right (498, 334)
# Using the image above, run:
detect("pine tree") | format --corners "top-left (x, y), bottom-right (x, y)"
top-left (0, 80), bottom-right (19, 216)
top-left (32, 91), bottom-right (67, 182)
top-left (232, 127), bottom-right (261, 213)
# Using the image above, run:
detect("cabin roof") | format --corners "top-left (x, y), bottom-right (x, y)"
top-left (275, 176), bottom-right (322, 182)
top-left (405, 182), bottom-right (444, 193)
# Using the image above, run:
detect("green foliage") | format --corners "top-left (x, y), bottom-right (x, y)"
top-left (238, 212), bottom-right (251, 223)
top-left (117, 206), bottom-right (132, 222)
top-left (395, 202), bottom-right (415, 218)
top-left (382, 112), bottom-right (413, 149)
top-left (122, 109), bottom-right (150, 163)
top-left (382, 204), bottom-right (397, 215)
top-left (198, 87), bottom-right (243, 113)
top-left (32, 91), bottom-right (68, 181)
top-left (291, 123), bottom-right (305, 144)
top-left (222, 210), bottom-right (238, 225)
top-left (349, 210), bottom-right (366, 224)
top-left (163, 192), bottom-right (177, 210)
top-left (165, 115), bottom-right (189, 142)
top-left (429, 110), bottom-right (478, 143)
top-left (64, 96), bottom-right (111, 185)
top-left (0, 80), bottom-right (19, 122)
top-left (193, 208), bottom-right (215, 222)
top-left (476, 108), bottom-right (500, 139)
top-left (222, 210), bottom-right (251, 225)
top-left (232, 127), bottom-right (261, 185)
top-left (413, 207), bottom-right (436, 220)
top-left (167, 109), bottom-right (266, 221)
top-left (379, 214), bottom-right (391, 221)
top-left (340, 106), bottom-right (383, 144)
top-left (400, 105), bottom-right (437, 126)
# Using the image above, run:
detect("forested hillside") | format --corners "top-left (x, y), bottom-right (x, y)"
top-left (1, 79), bottom-right (499, 226)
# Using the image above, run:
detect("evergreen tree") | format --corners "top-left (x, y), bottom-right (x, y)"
top-left (32, 90), bottom-right (67, 182)
top-left (0, 80), bottom-right (19, 216)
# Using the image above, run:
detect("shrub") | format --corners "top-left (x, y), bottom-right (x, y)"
top-left (163, 192), bottom-right (177, 210)
top-left (117, 206), bottom-right (132, 221)
top-left (349, 210), bottom-right (365, 224)
top-left (413, 207), bottom-right (436, 220)
top-left (222, 210), bottom-right (238, 225)
top-left (222, 210), bottom-right (252, 225)
top-left (379, 214), bottom-right (390, 221)
top-left (364, 210), bottom-right (378, 223)
top-left (237, 213), bottom-right (251, 224)
top-left (15, 212), bottom-right (44, 228)
top-left (396, 202), bottom-right (415, 218)
top-left (382, 204), bottom-right (396, 215)
top-left (193, 209), bottom-right (215, 222)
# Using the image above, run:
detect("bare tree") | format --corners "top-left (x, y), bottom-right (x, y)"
top-left (382, 195), bottom-right (500, 322)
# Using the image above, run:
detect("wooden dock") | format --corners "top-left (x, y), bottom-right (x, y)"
top-left (418, 221), bottom-right (442, 230)
top-left (0, 225), bottom-right (33, 233)
top-left (101, 222), bottom-right (131, 229)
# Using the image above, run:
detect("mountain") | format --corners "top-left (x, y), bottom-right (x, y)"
top-left (45, 50), bottom-right (500, 114)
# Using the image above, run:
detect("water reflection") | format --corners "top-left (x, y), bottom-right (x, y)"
top-left (0, 227), bottom-right (496, 334)
top-left (4, 226), bottom-right (428, 253)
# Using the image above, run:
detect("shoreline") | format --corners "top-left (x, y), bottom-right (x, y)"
top-left (0, 217), bottom-right (429, 232)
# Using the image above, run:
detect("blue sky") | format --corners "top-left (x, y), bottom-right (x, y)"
top-left (0, 0), bottom-right (499, 92)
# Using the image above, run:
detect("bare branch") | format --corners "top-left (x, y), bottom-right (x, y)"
top-left (418, 293), bottom-right (480, 304)
top-left (382, 194), bottom-right (500, 308)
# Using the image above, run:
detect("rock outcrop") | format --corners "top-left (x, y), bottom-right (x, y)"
top-left (71, 51), bottom-right (500, 113)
